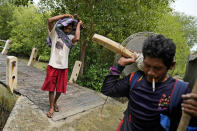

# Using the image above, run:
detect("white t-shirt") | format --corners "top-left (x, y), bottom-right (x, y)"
top-left (48, 26), bottom-right (74, 69)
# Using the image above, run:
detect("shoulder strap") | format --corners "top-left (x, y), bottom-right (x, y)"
top-left (169, 80), bottom-right (189, 114)
top-left (129, 72), bottom-right (135, 85)
top-left (129, 71), bottom-right (144, 89)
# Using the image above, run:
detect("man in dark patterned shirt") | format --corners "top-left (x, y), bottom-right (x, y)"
top-left (101, 34), bottom-right (197, 131)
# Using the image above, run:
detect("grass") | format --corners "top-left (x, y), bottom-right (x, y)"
top-left (0, 84), bottom-right (17, 131)
top-left (18, 58), bottom-right (48, 72)
top-left (58, 103), bottom-right (126, 131)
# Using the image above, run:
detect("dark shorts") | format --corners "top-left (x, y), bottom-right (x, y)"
top-left (41, 65), bottom-right (68, 93)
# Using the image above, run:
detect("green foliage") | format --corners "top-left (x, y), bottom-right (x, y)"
top-left (8, 4), bottom-right (50, 57)
top-left (0, 3), bottom-right (14, 40)
top-left (0, 83), bottom-right (17, 131)
top-left (12, 0), bottom-right (33, 6)
top-left (0, 0), bottom-right (33, 6)
top-left (77, 63), bottom-right (109, 91)
top-left (38, 55), bottom-right (50, 62)
top-left (68, 42), bottom-right (114, 91)
top-left (154, 13), bottom-right (190, 76)
top-left (175, 13), bottom-right (197, 48)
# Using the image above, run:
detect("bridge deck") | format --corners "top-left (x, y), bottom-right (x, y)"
top-left (0, 54), bottom-right (105, 121)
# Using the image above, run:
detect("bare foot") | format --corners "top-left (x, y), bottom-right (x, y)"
top-left (46, 109), bottom-right (54, 118)
top-left (54, 104), bottom-right (59, 112)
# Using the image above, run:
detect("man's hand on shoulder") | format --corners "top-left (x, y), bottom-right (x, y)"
top-left (118, 52), bottom-right (137, 66)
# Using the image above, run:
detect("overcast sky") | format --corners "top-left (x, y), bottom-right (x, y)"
top-left (171, 0), bottom-right (197, 50)
top-left (171, 0), bottom-right (197, 17)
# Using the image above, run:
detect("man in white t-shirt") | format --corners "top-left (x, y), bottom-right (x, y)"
top-left (41, 14), bottom-right (83, 118)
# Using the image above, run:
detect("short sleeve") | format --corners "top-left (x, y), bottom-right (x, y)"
top-left (67, 34), bottom-right (75, 40)
top-left (67, 34), bottom-right (75, 45)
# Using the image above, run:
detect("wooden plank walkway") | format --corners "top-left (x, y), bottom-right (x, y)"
top-left (0, 54), bottom-right (105, 121)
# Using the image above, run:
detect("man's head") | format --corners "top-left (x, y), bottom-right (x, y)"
top-left (63, 24), bottom-right (73, 34)
top-left (142, 34), bottom-right (176, 82)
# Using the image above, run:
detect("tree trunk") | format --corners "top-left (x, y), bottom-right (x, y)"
top-left (80, 36), bottom-right (86, 75)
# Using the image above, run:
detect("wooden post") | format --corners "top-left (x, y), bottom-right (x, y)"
top-left (6, 56), bottom-right (17, 93)
top-left (177, 80), bottom-right (197, 131)
top-left (69, 61), bottom-right (82, 83)
top-left (27, 48), bottom-right (38, 66)
top-left (1, 40), bottom-right (12, 55)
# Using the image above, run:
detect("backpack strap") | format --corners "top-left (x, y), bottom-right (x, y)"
top-left (160, 79), bottom-right (188, 131)
top-left (129, 71), bottom-right (144, 89)
top-left (129, 72), bottom-right (135, 85)
top-left (168, 80), bottom-right (189, 130)
top-left (160, 80), bottom-right (178, 131)
top-left (169, 80), bottom-right (189, 113)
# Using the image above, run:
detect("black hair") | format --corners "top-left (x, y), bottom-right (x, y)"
top-left (62, 22), bottom-right (75, 35)
top-left (67, 22), bottom-right (74, 28)
top-left (142, 34), bottom-right (176, 69)
top-left (58, 22), bottom-right (74, 30)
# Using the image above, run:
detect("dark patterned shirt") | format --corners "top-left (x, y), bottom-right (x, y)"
top-left (101, 64), bottom-right (191, 131)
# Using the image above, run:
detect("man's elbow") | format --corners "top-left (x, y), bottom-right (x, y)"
top-left (72, 38), bottom-right (79, 43)
top-left (75, 38), bottom-right (80, 41)
top-left (101, 89), bottom-right (105, 95)
top-left (48, 18), bottom-right (53, 23)
top-left (101, 88), bottom-right (111, 96)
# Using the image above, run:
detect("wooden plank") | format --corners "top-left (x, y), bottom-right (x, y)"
top-left (52, 89), bottom-right (105, 121)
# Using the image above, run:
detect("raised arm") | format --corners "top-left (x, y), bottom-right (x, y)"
top-left (48, 14), bottom-right (73, 32)
top-left (72, 20), bottom-right (83, 44)
top-left (101, 64), bottom-right (131, 97)
top-left (101, 55), bottom-right (137, 97)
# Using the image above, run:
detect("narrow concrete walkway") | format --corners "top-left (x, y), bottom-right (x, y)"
top-left (0, 54), bottom-right (105, 121)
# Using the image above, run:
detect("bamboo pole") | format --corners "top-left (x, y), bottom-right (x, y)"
top-left (177, 80), bottom-right (197, 131)
top-left (92, 34), bottom-right (134, 58)
top-left (92, 34), bottom-right (144, 71)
